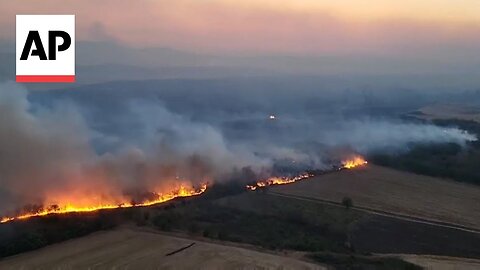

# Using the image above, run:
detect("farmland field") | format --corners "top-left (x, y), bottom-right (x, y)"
top-left (0, 227), bottom-right (323, 270)
top-left (273, 164), bottom-right (480, 229)
top-left (406, 104), bottom-right (480, 123)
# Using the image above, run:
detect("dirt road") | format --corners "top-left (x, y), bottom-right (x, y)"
top-left (269, 192), bottom-right (480, 235)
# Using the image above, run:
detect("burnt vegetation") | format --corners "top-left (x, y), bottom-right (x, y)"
top-left (150, 192), bottom-right (363, 254)
top-left (351, 215), bottom-right (480, 259)
top-left (150, 191), bottom-right (480, 257)
top-left (308, 253), bottom-right (422, 270)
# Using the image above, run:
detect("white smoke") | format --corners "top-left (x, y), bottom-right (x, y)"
top-left (0, 82), bottom-right (476, 214)
top-left (320, 120), bottom-right (476, 153)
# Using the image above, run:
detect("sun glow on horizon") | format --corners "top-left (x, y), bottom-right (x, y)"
top-left (218, 0), bottom-right (480, 23)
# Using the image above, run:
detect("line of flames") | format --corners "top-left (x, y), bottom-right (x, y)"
top-left (246, 173), bottom-right (314, 191)
top-left (0, 184), bottom-right (207, 224)
top-left (0, 157), bottom-right (368, 224)
top-left (246, 157), bottom-right (368, 191)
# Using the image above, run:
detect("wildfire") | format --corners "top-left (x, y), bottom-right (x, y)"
top-left (0, 184), bottom-right (207, 224)
top-left (341, 156), bottom-right (368, 169)
top-left (1, 157), bottom-right (368, 224)
top-left (246, 173), bottom-right (313, 191)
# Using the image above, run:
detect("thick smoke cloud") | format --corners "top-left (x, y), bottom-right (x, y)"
top-left (0, 83), bottom-right (271, 215)
top-left (0, 82), bottom-right (93, 212)
top-left (0, 82), bottom-right (476, 215)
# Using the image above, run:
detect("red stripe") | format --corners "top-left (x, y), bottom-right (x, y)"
top-left (16, 75), bottom-right (75, 83)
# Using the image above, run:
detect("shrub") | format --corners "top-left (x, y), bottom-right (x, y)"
top-left (342, 197), bottom-right (353, 209)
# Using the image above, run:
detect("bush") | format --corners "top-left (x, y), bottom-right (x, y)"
top-left (202, 228), bottom-right (212, 238)
top-left (342, 197), bottom-right (353, 209)
top-left (152, 214), bottom-right (176, 231)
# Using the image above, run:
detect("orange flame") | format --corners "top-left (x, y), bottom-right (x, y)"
top-left (341, 156), bottom-right (368, 169)
top-left (0, 184), bottom-right (207, 224)
top-left (1, 157), bottom-right (367, 224)
top-left (246, 173), bottom-right (313, 191)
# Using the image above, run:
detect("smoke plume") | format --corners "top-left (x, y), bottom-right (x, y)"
top-left (0, 82), bottom-right (476, 215)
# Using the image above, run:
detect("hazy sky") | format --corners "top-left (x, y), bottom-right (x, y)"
top-left (1, 0), bottom-right (479, 55)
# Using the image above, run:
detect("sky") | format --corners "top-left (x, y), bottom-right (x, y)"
top-left (0, 0), bottom-right (479, 76)
top-left (1, 0), bottom-right (479, 53)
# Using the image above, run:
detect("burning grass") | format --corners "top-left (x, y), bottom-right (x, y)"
top-left (1, 156), bottom-right (368, 224)
top-left (246, 173), bottom-right (313, 191)
top-left (341, 156), bottom-right (368, 169)
top-left (246, 156), bottom-right (368, 191)
top-left (1, 184), bottom-right (207, 224)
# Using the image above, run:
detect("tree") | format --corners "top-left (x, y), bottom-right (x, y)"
top-left (341, 197), bottom-right (353, 209)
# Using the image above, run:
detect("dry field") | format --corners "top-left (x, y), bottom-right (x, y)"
top-left (0, 227), bottom-right (323, 270)
top-left (400, 255), bottom-right (480, 270)
top-left (273, 164), bottom-right (480, 229)
top-left (407, 104), bottom-right (480, 123)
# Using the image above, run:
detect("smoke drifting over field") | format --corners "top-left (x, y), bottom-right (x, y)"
top-left (0, 81), bottom-right (476, 215)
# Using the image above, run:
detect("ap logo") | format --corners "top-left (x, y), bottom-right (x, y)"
top-left (16, 15), bottom-right (75, 83)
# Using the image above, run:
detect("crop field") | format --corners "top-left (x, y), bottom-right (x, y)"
top-left (273, 164), bottom-right (480, 229)
top-left (0, 227), bottom-right (323, 270)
